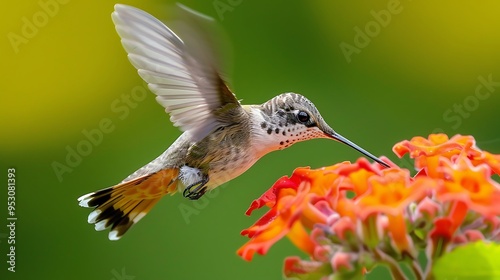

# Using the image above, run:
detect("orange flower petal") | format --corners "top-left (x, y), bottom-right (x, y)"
top-left (238, 207), bottom-right (299, 261)
top-left (387, 213), bottom-right (414, 255)
top-left (470, 151), bottom-right (500, 175)
top-left (439, 156), bottom-right (500, 217)
top-left (355, 169), bottom-right (434, 253)
top-left (356, 169), bottom-right (433, 219)
top-left (301, 197), bottom-right (329, 228)
top-left (392, 134), bottom-right (482, 178)
top-left (286, 219), bottom-right (317, 256)
top-left (238, 180), bottom-right (311, 260)
top-left (244, 175), bottom-right (301, 216)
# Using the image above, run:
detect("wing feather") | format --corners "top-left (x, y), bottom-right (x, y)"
top-left (112, 4), bottom-right (240, 141)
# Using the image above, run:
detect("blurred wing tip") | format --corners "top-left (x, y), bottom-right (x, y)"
top-left (114, 4), bottom-right (138, 13)
top-left (176, 3), bottom-right (215, 22)
top-left (112, 5), bottom-right (133, 20)
top-left (114, 3), bottom-right (127, 9)
top-left (112, 4), bottom-right (155, 25)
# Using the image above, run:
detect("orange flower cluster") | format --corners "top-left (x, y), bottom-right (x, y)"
top-left (238, 134), bottom-right (500, 279)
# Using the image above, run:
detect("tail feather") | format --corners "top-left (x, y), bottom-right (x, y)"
top-left (78, 168), bottom-right (179, 240)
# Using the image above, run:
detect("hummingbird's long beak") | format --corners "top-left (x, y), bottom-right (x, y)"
top-left (325, 131), bottom-right (390, 168)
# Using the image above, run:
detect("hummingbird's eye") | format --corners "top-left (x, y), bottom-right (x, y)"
top-left (297, 111), bottom-right (310, 123)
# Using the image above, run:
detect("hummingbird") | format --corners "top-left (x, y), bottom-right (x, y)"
top-left (78, 4), bottom-right (389, 240)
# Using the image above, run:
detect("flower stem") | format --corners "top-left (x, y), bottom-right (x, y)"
top-left (373, 248), bottom-right (408, 280)
top-left (410, 259), bottom-right (424, 280)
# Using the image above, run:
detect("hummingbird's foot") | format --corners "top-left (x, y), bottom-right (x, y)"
top-left (183, 175), bottom-right (209, 200)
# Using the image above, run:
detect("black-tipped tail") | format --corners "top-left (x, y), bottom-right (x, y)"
top-left (78, 168), bottom-right (179, 240)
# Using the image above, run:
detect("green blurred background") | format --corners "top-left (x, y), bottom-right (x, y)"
top-left (1, 0), bottom-right (500, 279)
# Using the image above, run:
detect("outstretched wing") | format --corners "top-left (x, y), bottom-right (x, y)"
top-left (112, 4), bottom-right (240, 141)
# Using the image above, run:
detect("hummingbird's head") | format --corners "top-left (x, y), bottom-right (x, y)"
top-left (260, 92), bottom-right (338, 144)
top-left (258, 92), bottom-right (389, 167)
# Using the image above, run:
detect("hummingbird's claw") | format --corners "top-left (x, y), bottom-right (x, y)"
top-left (185, 186), bottom-right (207, 200)
top-left (183, 176), bottom-right (209, 200)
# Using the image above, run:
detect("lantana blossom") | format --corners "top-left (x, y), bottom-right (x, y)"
top-left (238, 134), bottom-right (500, 279)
